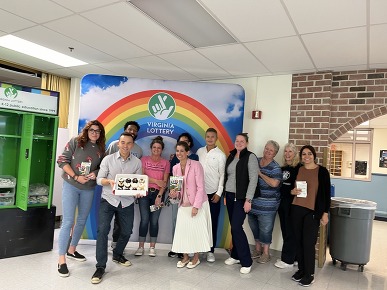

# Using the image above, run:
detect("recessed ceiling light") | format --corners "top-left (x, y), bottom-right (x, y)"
top-left (129, 0), bottom-right (236, 48)
top-left (0, 35), bottom-right (87, 67)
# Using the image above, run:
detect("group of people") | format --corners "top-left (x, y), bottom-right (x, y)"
top-left (56, 120), bottom-right (331, 287)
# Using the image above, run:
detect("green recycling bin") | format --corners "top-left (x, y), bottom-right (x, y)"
top-left (329, 197), bottom-right (377, 272)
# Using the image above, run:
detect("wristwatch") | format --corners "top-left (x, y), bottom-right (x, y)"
top-left (246, 199), bottom-right (252, 203)
top-left (157, 195), bottom-right (162, 198)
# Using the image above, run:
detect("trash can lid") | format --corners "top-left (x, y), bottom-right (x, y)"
top-left (331, 197), bottom-right (377, 209)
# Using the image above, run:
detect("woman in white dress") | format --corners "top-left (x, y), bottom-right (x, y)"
top-left (169, 141), bottom-right (212, 269)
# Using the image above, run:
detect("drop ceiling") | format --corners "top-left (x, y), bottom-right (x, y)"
top-left (0, 0), bottom-right (387, 85)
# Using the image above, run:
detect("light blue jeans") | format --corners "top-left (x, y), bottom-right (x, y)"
top-left (58, 181), bottom-right (94, 255)
top-left (248, 211), bottom-right (277, 245)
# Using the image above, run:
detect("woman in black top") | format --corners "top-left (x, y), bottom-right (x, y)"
top-left (275, 143), bottom-right (301, 269)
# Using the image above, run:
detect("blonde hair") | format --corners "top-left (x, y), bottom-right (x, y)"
top-left (282, 143), bottom-right (299, 167)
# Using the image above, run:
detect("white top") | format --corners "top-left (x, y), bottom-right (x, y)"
top-left (196, 146), bottom-right (226, 197)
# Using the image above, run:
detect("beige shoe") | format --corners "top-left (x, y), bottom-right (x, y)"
top-left (257, 253), bottom-right (271, 264)
top-left (251, 249), bottom-right (261, 259)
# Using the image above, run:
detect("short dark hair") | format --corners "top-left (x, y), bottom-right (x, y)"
top-left (206, 128), bottom-right (217, 136)
top-left (119, 132), bottom-right (134, 141)
top-left (150, 136), bottom-right (164, 150)
top-left (299, 145), bottom-right (317, 161)
top-left (177, 132), bottom-right (194, 148)
top-left (236, 132), bottom-right (249, 142)
top-left (124, 121), bottom-right (140, 132)
top-left (176, 141), bottom-right (190, 152)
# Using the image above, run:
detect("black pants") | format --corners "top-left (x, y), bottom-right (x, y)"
top-left (291, 205), bottom-right (319, 275)
top-left (278, 197), bottom-right (296, 264)
top-left (208, 193), bottom-right (221, 253)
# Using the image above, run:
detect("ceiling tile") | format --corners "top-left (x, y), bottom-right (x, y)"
top-left (370, 24), bottom-right (387, 64)
top-left (96, 61), bottom-right (162, 79)
top-left (284, 0), bottom-right (366, 34)
top-left (126, 56), bottom-right (198, 81)
top-left (159, 50), bottom-right (230, 79)
top-left (50, 0), bottom-right (119, 13)
top-left (44, 15), bottom-right (150, 59)
top-left (0, 0), bottom-right (73, 23)
top-left (245, 37), bottom-right (315, 73)
top-left (201, 0), bottom-right (295, 42)
top-left (197, 44), bottom-right (269, 76)
top-left (302, 27), bottom-right (367, 69)
top-left (0, 9), bottom-right (35, 33)
top-left (81, 2), bottom-right (191, 54)
top-left (13, 26), bottom-right (116, 64)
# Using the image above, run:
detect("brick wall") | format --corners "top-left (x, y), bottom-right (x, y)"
top-left (290, 69), bottom-right (387, 164)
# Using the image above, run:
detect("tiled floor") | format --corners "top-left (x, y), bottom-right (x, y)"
top-left (0, 221), bottom-right (386, 290)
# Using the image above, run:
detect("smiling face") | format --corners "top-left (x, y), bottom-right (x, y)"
top-left (117, 134), bottom-right (134, 158)
top-left (235, 135), bottom-right (247, 152)
top-left (205, 131), bottom-right (217, 148)
top-left (176, 145), bottom-right (189, 161)
top-left (88, 125), bottom-right (101, 143)
top-left (301, 148), bottom-right (316, 165)
top-left (151, 142), bottom-right (163, 157)
top-left (263, 143), bottom-right (277, 161)
top-left (284, 146), bottom-right (296, 164)
top-left (125, 124), bottom-right (139, 139)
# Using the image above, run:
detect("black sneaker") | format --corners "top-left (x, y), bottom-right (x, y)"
top-left (91, 267), bottom-right (105, 284)
top-left (66, 251), bottom-right (86, 262)
top-left (299, 274), bottom-right (314, 287)
top-left (58, 263), bottom-right (69, 277)
top-left (177, 253), bottom-right (184, 259)
top-left (292, 270), bottom-right (304, 282)
top-left (168, 251), bottom-right (177, 258)
top-left (113, 255), bottom-right (132, 266)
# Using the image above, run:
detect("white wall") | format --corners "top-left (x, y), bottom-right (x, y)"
top-left (210, 75), bottom-right (292, 250)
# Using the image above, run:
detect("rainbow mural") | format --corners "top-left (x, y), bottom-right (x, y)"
top-left (79, 75), bottom-right (245, 249)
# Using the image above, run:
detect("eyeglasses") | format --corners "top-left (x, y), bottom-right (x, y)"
top-left (89, 129), bottom-right (101, 134)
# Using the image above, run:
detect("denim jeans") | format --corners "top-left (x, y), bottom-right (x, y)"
top-left (96, 199), bottom-right (134, 269)
top-left (225, 192), bottom-right (252, 267)
top-left (58, 181), bottom-right (95, 256)
top-left (138, 189), bottom-right (162, 243)
top-left (248, 211), bottom-right (277, 245)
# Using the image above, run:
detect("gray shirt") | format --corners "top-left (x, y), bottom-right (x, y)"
top-left (97, 151), bottom-right (142, 208)
top-left (225, 154), bottom-right (258, 200)
top-left (105, 140), bottom-right (143, 158)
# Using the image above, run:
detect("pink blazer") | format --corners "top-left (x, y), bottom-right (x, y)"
top-left (172, 159), bottom-right (206, 209)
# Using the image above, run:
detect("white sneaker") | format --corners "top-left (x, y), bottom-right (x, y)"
top-left (206, 252), bottom-right (215, 263)
top-left (240, 266), bottom-right (251, 274)
top-left (135, 247), bottom-right (144, 256)
top-left (149, 247), bottom-right (156, 257)
top-left (274, 260), bottom-right (294, 269)
top-left (224, 257), bottom-right (240, 265)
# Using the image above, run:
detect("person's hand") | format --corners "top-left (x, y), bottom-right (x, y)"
top-left (155, 195), bottom-right (162, 206)
top-left (76, 175), bottom-right (89, 184)
top-left (135, 193), bottom-right (143, 198)
top-left (86, 172), bottom-right (96, 180)
top-left (169, 188), bottom-right (177, 198)
top-left (211, 195), bottom-right (220, 203)
top-left (191, 207), bottom-right (198, 217)
top-left (291, 188), bottom-right (302, 195)
top-left (321, 213), bottom-right (329, 225)
top-left (244, 201), bottom-right (251, 213)
top-left (108, 179), bottom-right (115, 189)
top-left (152, 94), bottom-right (174, 120)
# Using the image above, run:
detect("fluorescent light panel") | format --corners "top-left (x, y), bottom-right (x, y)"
top-left (0, 35), bottom-right (87, 67)
top-left (129, 0), bottom-right (236, 48)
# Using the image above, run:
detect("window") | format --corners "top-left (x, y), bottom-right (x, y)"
top-left (329, 129), bottom-right (372, 180)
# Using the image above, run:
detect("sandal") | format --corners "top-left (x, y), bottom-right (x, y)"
top-left (177, 259), bottom-right (190, 268)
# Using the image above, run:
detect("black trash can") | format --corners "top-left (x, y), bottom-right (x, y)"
top-left (329, 197), bottom-right (377, 272)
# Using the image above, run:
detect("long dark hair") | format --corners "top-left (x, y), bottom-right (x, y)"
top-left (77, 120), bottom-right (106, 152)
